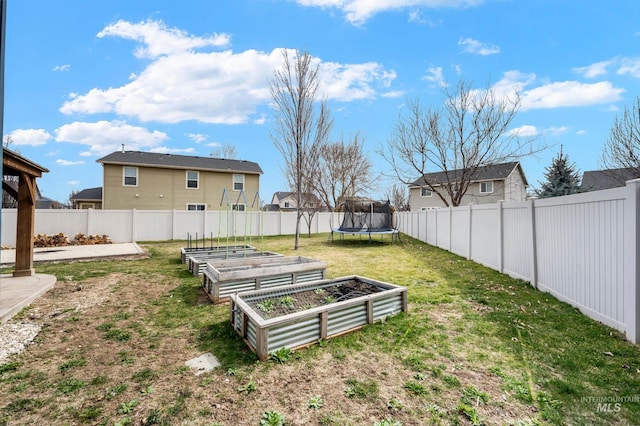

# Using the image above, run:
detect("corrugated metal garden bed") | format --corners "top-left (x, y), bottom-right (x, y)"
top-left (202, 256), bottom-right (327, 304)
top-left (188, 250), bottom-right (281, 276)
top-left (180, 244), bottom-right (255, 264)
top-left (229, 275), bottom-right (408, 360)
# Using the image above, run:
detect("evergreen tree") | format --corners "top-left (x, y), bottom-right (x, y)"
top-left (536, 146), bottom-right (583, 198)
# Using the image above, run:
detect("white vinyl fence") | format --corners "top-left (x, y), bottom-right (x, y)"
top-left (1, 208), bottom-right (340, 246)
top-left (395, 179), bottom-right (640, 344)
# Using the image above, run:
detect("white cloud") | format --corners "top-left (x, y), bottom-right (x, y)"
top-left (54, 120), bottom-right (169, 156)
top-left (294, 0), bottom-right (482, 25)
top-left (576, 129), bottom-right (587, 136)
top-left (61, 22), bottom-right (396, 123)
top-left (319, 61), bottom-right (397, 101)
top-left (547, 126), bottom-right (568, 136)
top-left (149, 147), bottom-right (196, 154)
top-left (617, 57), bottom-right (640, 78)
top-left (187, 133), bottom-right (208, 143)
top-left (508, 125), bottom-right (539, 137)
top-left (422, 66), bottom-right (445, 87)
top-left (573, 60), bottom-right (613, 78)
top-left (458, 37), bottom-right (500, 55)
top-left (253, 115), bottom-right (267, 125)
top-left (485, 71), bottom-right (624, 111)
top-left (7, 128), bottom-right (52, 146)
top-left (52, 64), bottom-right (71, 72)
top-left (521, 81), bottom-right (624, 110)
top-left (97, 19), bottom-right (231, 58)
top-left (381, 90), bottom-right (405, 98)
top-left (56, 159), bottom-right (85, 166)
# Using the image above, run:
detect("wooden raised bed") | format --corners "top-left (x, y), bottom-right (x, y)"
top-left (188, 250), bottom-right (281, 277)
top-left (180, 244), bottom-right (255, 264)
top-left (202, 256), bottom-right (327, 304)
top-left (229, 275), bottom-right (408, 360)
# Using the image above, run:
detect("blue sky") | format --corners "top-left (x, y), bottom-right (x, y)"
top-left (4, 0), bottom-right (640, 205)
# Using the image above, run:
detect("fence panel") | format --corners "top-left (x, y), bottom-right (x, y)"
top-left (450, 208), bottom-right (469, 257)
top-left (470, 204), bottom-right (500, 269)
top-left (135, 211), bottom-right (173, 241)
top-left (534, 190), bottom-right (626, 331)
top-left (502, 202), bottom-right (532, 281)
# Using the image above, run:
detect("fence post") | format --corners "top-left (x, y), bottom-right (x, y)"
top-left (467, 204), bottom-right (473, 260)
top-left (448, 207), bottom-right (453, 252)
top-left (171, 209), bottom-right (176, 240)
top-left (86, 208), bottom-right (93, 236)
top-left (131, 208), bottom-right (136, 242)
top-left (528, 199), bottom-right (538, 289)
top-left (624, 179), bottom-right (640, 343)
top-left (497, 201), bottom-right (504, 273)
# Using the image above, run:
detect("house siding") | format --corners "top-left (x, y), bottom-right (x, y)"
top-left (103, 165), bottom-right (260, 210)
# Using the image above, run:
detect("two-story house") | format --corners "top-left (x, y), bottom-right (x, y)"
top-left (409, 162), bottom-right (528, 210)
top-left (268, 191), bottom-right (325, 211)
top-left (96, 150), bottom-right (262, 210)
top-left (70, 187), bottom-right (103, 209)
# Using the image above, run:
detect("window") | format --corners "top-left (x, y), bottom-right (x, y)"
top-left (232, 204), bottom-right (245, 211)
top-left (233, 174), bottom-right (244, 191)
top-left (186, 171), bottom-right (199, 189)
top-left (123, 167), bottom-right (138, 186)
top-left (421, 187), bottom-right (432, 197)
top-left (480, 182), bottom-right (494, 194)
top-left (187, 203), bottom-right (206, 211)
top-left (284, 201), bottom-right (290, 208)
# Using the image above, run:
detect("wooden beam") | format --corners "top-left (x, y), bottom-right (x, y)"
top-left (13, 174), bottom-right (36, 277)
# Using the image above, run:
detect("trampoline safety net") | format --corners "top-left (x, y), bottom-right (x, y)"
top-left (338, 200), bottom-right (393, 232)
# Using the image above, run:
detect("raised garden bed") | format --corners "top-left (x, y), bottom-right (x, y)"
top-left (188, 250), bottom-right (281, 277)
top-left (229, 275), bottom-right (408, 360)
top-left (202, 256), bottom-right (327, 304)
top-left (180, 244), bottom-right (255, 264)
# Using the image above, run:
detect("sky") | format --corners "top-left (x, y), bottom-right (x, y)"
top-left (3, 0), bottom-right (640, 206)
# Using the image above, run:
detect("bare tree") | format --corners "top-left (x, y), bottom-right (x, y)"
top-left (313, 131), bottom-right (375, 211)
top-left (210, 143), bottom-right (238, 160)
top-left (378, 80), bottom-right (540, 207)
top-left (601, 96), bottom-right (640, 179)
top-left (270, 50), bottom-right (333, 249)
top-left (385, 183), bottom-right (410, 211)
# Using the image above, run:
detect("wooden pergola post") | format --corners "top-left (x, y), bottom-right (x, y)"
top-left (2, 148), bottom-right (49, 277)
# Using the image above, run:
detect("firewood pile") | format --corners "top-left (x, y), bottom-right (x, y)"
top-left (33, 233), bottom-right (112, 247)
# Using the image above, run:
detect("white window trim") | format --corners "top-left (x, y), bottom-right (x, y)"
top-left (420, 187), bottom-right (432, 197)
top-left (123, 166), bottom-right (138, 187)
top-left (480, 181), bottom-right (494, 194)
top-left (186, 203), bottom-right (206, 211)
top-left (186, 170), bottom-right (199, 190)
top-left (232, 203), bottom-right (246, 211)
top-left (233, 174), bottom-right (245, 191)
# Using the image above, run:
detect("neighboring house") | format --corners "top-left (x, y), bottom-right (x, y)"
top-left (409, 162), bottom-right (529, 210)
top-left (71, 187), bottom-right (103, 209)
top-left (96, 150), bottom-right (263, 210)
top-left (35, 196), bottom-right (64, 209)
top-left (581, 168), bottom-right (639, 192)
top-left (269, 191), bottom-right (325, 211)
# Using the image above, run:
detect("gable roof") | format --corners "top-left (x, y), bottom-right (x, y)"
top-left (581, 168), bottom-right (639, 191)
top-left (97, 151), bottom-right (263, 175)
top-left (71, 187), bottom-right (103, 201)
top-left (410, 161), bottom-right (527, 187)
top-left (273, 191), bottom-right (294, 202)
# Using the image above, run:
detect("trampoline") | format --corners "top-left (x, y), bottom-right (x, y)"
top-left (330, 199), bottom-right (400, 243)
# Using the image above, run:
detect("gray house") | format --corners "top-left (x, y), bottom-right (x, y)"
top-left (581, 168), bottom-right (639, 192)
top-left (409, 162), bottom-right (529, 210)
top-left (71, 187), bottom-right (103, 209)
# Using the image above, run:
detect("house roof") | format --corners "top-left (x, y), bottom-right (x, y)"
top-left (71, 187), bottom-right (103, 201)
top-left (410, 162), bottom-right (527, 187)
top-left (97, 151), bottom-right (263, 175)
top-left (273, 191), bottom-right (294, 201)
top-left (581, 168), bottom-right (640, 191)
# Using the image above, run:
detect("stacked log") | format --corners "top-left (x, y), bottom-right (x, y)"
top-left (32, 233), bottom-right (112, 247)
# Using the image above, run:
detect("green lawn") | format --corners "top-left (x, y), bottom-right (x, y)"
top-left (1, 233), bottom-right (638, 425)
